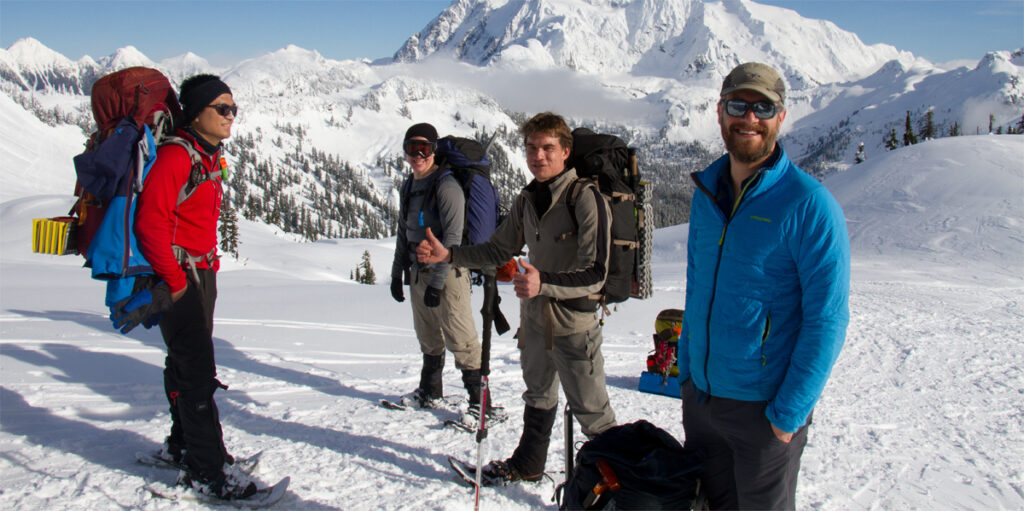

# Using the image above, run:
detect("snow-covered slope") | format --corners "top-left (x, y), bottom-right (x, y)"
top-left (1, 130), bottom-right (1022, 509)
top-left (825, 135), bottom-right (1024, 284)
top-left (0, 94), bottom-right (81, 203)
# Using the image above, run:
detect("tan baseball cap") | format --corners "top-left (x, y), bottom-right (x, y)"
top-left (720, 62), bottom-right (786, 104)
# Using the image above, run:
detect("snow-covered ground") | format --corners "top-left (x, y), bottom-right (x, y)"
top-left (1, 134), bottom-right (1022, 510)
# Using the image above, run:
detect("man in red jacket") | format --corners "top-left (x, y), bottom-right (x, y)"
top-left (134, 74), bottom-right (256, 500)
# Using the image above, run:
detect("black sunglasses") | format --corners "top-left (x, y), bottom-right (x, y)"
top-left (206, 103), bottom-right (238, 117)
top-left (404, 139), bottom-right (435, 158)
top-left (723, 99), bottom-right (779, 119)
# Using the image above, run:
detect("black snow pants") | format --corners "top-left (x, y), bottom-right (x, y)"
top-left (159, 268), bottom-right (228, 481)
top-left (682, 379), bottom-right (809, 511)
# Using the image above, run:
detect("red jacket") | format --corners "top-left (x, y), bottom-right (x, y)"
top-left (136, 130), bottom-right (223, 294)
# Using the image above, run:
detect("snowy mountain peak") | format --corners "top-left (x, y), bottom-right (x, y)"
top-left (98, 45), bottom-right (156, 70)
top-left (394, 0), bottom-right (912, 88)
top-left (4, 37), bottom-right (75, 69)
top-left (159, 52), bottom-right (217, 85)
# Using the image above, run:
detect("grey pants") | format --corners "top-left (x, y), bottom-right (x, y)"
top-left (682, 379), bottom-right (809, 510)
top-left (518, 320), bottom-right (616, 437)
top-left (409, 267), bottom-right (481, 370)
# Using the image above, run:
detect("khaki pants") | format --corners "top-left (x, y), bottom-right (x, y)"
top-left (409, 267), bottom-right (481, 370)
top-left (518, 320), bottom-right (616, 437)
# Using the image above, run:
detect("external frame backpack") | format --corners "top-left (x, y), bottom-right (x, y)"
top-left (565, 127), bottom-right (654, 305)
top-left (557, 420), bottom-right (704, 510)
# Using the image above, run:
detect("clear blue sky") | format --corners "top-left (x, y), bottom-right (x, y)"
top-left (1, 0), bottom-right (1021, 66)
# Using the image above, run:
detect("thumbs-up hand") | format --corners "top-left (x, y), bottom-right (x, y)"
top-left (513, 258), bottom-right (541, 299)
top-left (416, 227), bottom-right (450, 264)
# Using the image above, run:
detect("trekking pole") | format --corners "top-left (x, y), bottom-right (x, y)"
top-left (564, 403), bottom-right (574, 484)
top-left (473, 274), bottom-right (498, 510)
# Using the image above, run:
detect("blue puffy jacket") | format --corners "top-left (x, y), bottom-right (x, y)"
top-left (680, 146), bottom-right (850, 433)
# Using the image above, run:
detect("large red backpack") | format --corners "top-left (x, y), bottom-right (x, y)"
top-left (71, 66), bottom-right (182, 258)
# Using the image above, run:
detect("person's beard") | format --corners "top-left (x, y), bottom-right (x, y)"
top-left (721, 115), bottom-right (779, 164)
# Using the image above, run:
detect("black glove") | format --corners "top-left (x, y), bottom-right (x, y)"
top-left (390, 276), bottom-right (405, 303)
top-left (423, 286), bottom-right (442, 308)
top-left (109, 280), bottom-right (173, 334)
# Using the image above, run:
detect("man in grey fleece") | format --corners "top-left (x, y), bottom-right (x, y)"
top-left (389, 123), bottom-right (486, 417)
top-left (418, 112), bottom-right (616, 483)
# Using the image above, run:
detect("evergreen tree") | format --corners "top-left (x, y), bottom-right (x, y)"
top-left (903, 111), bottom-right (918, 146)
top-left (356, 250), bottom-right (376, 284)
top-left (884, 128), bottom-right (899, 151)
top-left (854, 142), bottom-right (866, 164)
top-left (1016, 114), bottom-right (1024, 134)
top-left (949, 121), bottom-right (961, 137)
top-left (922, 110), bottom-right (935, 140)
top-left (988, 114), bottom-right (995, 133)
top-left (218, 199), bottom-right (241, 258)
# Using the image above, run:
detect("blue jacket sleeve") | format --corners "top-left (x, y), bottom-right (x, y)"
top-left (766, 188), bottom-right (851, 432)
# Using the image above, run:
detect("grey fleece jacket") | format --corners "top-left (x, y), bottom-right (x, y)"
top-left (392, 170), bottom-right (465, 290)
top-left (451, 169), bottom-right (611, 335)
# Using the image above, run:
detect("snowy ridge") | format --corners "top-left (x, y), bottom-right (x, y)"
top-left (395, 0), bottom-right (910, 87)
top-left (1, 1), bottom-right (1022, 238)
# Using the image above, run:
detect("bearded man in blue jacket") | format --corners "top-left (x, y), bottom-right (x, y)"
top-left (680, 62), bottom-right (851, 510)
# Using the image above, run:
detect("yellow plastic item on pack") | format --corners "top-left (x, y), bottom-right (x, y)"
top-left (31, 217), bottom-right (75, 255)
top-left (654, 308), bottom-right (683, 342)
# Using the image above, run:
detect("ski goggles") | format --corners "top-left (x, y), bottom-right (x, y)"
top-left (206, 103), bottom-right (238, 117)
top-left (723, 99), bottom-right (780, 120)
top-left (404, 139), bottom-right (436, 158)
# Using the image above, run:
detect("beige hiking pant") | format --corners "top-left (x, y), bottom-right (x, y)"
top-left (409, 266), bottom-right (481, 370)
top-left (518, 320), bottom-right (616, 438)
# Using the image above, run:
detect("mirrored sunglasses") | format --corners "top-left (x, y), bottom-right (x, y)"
top-left (723, 99), bottom-right (779, 119)
top-left (206, 103), bottom-right (238, 117)
top-left (404, 140), bottom-right (435, 158)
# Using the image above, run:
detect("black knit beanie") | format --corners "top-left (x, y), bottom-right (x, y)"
top-left (404, 122), bottom-right (438, 143)
top-left (179, 74), bottom-right (232, 125)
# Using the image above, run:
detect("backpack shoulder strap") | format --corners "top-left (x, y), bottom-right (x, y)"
top-left (419, 168), bottom-right (455, 233)
top-left (399, 173), bottom-right (414, 220)
top-left (562, 177), bottom-right (598, 235)
top-left (160, 136), bottom-right (211, 207)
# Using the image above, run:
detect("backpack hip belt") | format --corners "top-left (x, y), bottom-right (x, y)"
top-left (173, 245), bottom-right (218, 283)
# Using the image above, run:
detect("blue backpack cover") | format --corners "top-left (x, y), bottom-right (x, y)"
top-left (73, 118), bottom-right (161, 306)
